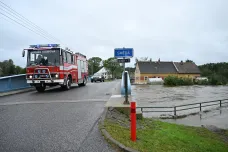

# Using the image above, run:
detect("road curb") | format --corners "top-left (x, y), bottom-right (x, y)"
top-left (99, 107), bottom-right (139, 152)
top-left (0, 88), bottom-right (35, 97)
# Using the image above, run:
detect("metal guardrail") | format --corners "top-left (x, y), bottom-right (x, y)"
top-left (137, 99), bottom-right (228, 116)
top-left (0, 74), bottom-right (31, 92)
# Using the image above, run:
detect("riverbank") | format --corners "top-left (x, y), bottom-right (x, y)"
top-left (163, 76), bottom-right (227, 86)
top-left (104, 108), bottom-right (228, 152)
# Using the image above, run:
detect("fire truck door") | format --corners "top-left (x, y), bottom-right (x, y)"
top-left (77, 59), bottom-right (82, 79)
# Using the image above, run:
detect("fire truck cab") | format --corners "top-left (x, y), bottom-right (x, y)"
top-left (22, 44), bottom-right (88, 92)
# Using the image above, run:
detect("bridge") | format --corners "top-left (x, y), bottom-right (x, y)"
top-left (0, 72), bottom-right (131, 152)
top-left (1, 73), bottom-right (228, 151)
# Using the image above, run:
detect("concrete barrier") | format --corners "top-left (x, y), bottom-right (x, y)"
top-left (0, 74), bottom-right (31, 93)
top-left (121, 71), bottom-right (131, 95)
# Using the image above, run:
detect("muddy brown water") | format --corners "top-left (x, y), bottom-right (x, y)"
top-left (132, 85), bottom-right (228, 129)
top-left (132, 85), bottom-right (228, 116)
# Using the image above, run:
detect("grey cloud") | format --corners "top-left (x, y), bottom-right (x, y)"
top-left (0, 0), bottom-right (228, 67)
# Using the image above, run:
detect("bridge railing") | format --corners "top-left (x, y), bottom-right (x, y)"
top-left (137, 99), bottom-right (228, 117)
top-left (0, 74), bottom-right (31, 93)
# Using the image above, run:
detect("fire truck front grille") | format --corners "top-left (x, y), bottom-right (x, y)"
top-left (31, 74), bottom-right (57, 79)
top-left (34, 74), bottom-right (50, 79)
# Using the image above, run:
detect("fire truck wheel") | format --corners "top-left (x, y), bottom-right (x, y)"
top-left (83, 77), bottom-right (87, 86)
top-left (79, 77), bottom-right (87, 86)
top-left (65, 77), bottom-right (71, 90)
top-left (36, 86), bottom-right (46, 92)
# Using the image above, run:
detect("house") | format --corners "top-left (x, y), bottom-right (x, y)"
top-left (135, 60), bottom-right (201, 84)
top-left (94, 67), bottom-right (112, 79)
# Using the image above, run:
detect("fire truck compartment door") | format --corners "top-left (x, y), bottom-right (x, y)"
top-left (77, 59), bottom-right (82, 79)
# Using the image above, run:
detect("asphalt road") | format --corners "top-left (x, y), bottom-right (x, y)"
top-left (0, 81), bottom-right (120, 152)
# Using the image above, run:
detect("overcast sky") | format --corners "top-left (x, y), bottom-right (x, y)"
top-left (0, 0), bottom-right (228, 67)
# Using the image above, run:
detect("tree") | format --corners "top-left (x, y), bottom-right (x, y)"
top-left (88, 57), bottom-right (102, 75)
top-left (15, 66), bottom-right (26, 74)
top-left (0, 59), bottom-right (15, 76)
top-left (186, 59), bottom-right (194, 63)
top-left (103, 57), bottom-right (122, 79)
top-left (198, 62), bottom-right (228, 85)
top-left (0, 59), bottom-right (26, 77)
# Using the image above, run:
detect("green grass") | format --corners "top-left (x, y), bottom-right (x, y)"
top-left (104, 119), bottom-right (228, 152)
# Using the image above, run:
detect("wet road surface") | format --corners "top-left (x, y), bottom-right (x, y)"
top-left (0, 81), bottom-right (120, 152)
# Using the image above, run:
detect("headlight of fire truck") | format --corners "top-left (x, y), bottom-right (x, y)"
top-left (55, 74), bottom-right (59, 78)
top-left (29, 75), bottom-right (32, 79)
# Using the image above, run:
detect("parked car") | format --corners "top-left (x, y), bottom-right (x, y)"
top-left (91, 74), bottom-right (105, 82)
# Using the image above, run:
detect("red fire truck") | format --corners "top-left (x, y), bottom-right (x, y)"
top-left (22, 44), bottom-right (88, 92)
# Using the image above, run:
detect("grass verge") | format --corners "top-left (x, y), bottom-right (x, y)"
top-left (104, 118), bottom-right (228, 152)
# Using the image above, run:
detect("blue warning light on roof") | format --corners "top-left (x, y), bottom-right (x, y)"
top-left (30, 44), bottom-right (60, 48)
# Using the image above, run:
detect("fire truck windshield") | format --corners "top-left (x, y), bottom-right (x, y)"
top-left (27, 49), bottom-right (60, 66)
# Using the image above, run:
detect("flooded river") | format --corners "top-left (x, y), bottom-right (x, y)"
top-left (132, 85), bottom-right (228, 129)
top-left (132, 85), bottom-right (228, 106)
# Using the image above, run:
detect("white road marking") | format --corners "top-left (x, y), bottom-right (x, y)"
top-left (0, 99), bottom-right (108, 106)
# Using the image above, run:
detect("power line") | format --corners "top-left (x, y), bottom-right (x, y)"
top-left (0, 1), bottom-right (77, 51)
top-left (0, 1), bottom-right (62, 43)
top-left (0, 12), bottom-right (56, 42)
top-left (0, 9), bottom-right (57, 43)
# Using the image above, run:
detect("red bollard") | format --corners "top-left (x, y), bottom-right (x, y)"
top-left (131, 102), bottom-right (136, 142)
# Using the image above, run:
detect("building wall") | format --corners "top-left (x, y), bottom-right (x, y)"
top-left (135, 73), bottom-right (201, 84)
top-left (177, 74), bottom-right (201, 79)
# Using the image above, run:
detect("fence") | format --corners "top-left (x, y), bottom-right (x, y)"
top-left (137, 99), bottom-right (228, 117)
top-left (0, 74), bottom-right (31, 92)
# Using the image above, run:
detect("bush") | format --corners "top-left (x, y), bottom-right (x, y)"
top-left (208, 74), bottom-right (227, 85)
top-left (164, 76), bottom-right (193, 86)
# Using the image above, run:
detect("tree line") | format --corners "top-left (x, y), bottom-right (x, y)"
top-left (198, 62), bottom-right (228, 85)
top-left (164, 62), bottom-right (228, 86)
top-left (0, 59), bottom-right (26, 77)
top-left (88, 57), bottom-right (123, 79)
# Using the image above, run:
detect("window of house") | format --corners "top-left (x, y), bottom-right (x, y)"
top-left (144, 76), bottom-right (148, 81)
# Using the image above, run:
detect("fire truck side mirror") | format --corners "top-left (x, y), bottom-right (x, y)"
top-left (22, 49), bottom-right (25, 57)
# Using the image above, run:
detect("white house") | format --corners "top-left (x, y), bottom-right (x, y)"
top-left (94, 67), bottom-right (112, 79)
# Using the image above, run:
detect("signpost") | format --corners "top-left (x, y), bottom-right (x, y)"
top-left (114, 48), bottom-right (134, 71)
top-left (114, 47), bottom-right (134, 104)
top-left (114, 48), bottom-right (134, 58)
top-left (117, 58), bottom-right (130, 63)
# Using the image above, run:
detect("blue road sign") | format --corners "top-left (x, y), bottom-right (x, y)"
top-left (114, 48), bottom-right (134, 58)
